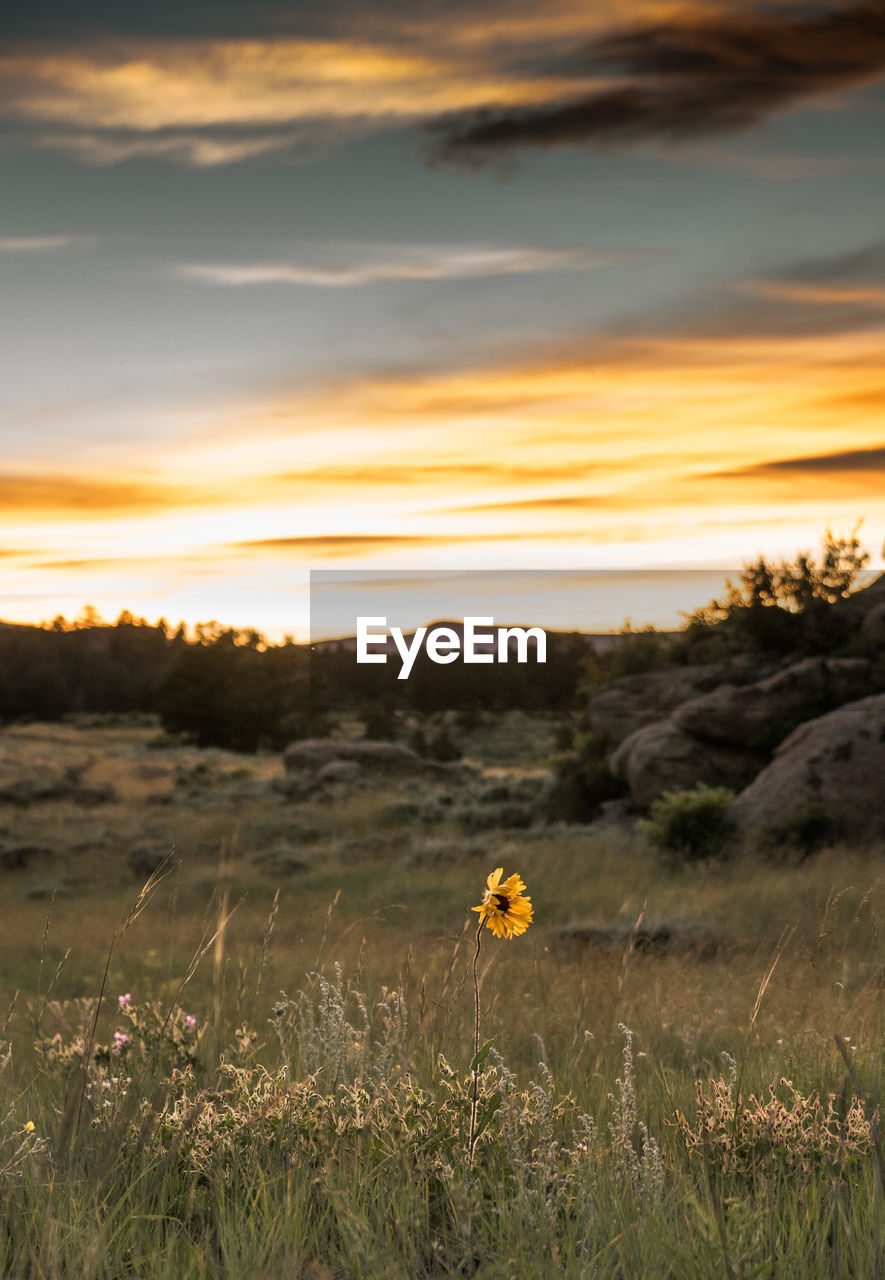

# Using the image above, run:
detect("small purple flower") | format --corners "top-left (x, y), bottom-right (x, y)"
top-left (184, 1014), bottom-right (196, 1029)
top-left (112, 1030), bottom-right (128, 1055)
top-left (118, 993), bottom-right (131, 1008)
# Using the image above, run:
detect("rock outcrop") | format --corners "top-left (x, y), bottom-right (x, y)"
top-left (672, 657), bottom-right (872, 750)
top-left (732, 693), bottom-right (885, 842)
top-left (609, 720), bottom-right (765, 809)
top-left (282, 739), bottom-right (468, 782)
top-left (583, 664), bottom-right (730, 751)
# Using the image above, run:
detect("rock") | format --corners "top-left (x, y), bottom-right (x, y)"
top-left (583, 665), bottom-right (730, 750)
top-left (732, 693), bottom-right (885, 842)
top-left (842, 571), bottom-right (885, 622)
top-left (310, 760), bottom-right (364, 790)
top-left (282, 738), bottom-right (467, 781)
top-left (673, 657), bottom-right (873, 751)
top-left (860, 600), bottom-right (885, 642)
top-left (610, 719), bottom-right (764, 809)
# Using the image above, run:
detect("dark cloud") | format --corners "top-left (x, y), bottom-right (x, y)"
top-left (712, 445), bottom-right (885, 479)
top-left (433, 2), bottom-right (885, 161)
top-left (781, 239), bottom-right (885, 286)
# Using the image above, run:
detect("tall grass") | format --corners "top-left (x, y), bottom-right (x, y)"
top-left (2, 860), bottom-right (882, 1279)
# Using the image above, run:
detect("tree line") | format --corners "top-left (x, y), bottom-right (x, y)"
top-left (0, 529), bottom-right (877, 751)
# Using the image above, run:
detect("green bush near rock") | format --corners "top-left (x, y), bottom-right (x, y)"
top-left (640, 784), bottom-right (737, 863)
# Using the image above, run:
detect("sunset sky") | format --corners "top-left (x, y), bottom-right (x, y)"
top-left (2, 0), bottom-right (884, 638)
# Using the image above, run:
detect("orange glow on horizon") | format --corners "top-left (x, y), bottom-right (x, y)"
top-left (3, 325), bottom-right (884, 632)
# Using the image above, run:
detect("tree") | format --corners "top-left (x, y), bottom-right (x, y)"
top-left (683, 526), bottom-right (870, 654)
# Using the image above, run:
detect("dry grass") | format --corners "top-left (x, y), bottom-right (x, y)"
top-left (0, 719), bottom-right (882, 1276)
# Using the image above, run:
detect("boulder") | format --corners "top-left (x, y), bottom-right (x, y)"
top-left (732, 693), bottom-right (885, 841)
top-left (609, 719), bottom-right (764, 809)
top-left (583, 665), bottom-right (729, 751)
top-left (860, 600), bottom-right (885, 642)
top-left (282, 738), bottom-right (466, 780)
top-left (672, 657), bottom-right (873, 751)
top-left (842, 571), bottom-right (885, 623)
top-left (310, 760), bottom-right (364, 790)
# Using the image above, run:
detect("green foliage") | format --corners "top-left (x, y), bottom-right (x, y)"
top-left (683, 526), bottom-right (871, 656)
top-left (4, 971), bottom-right (881, 1279)
top-left (548, 728), bottom-right (625, 821)
top-left (640, 784), bottom-right (737, 862)
top-left (360, 700), bottom-right (401, 740)
top-left (759, 801), bottom-right (833, 858)
top-left (424, 723), bottom-right (463, 762)
top-left (582, 623), bottom-right (677, 697)
top-left (156, 630), bottom-right (308, 751)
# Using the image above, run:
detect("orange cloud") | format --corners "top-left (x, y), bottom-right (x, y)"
top-left (0, 472), bottom-right (196, 516)
top-left (0, 37), bottom-right (591, 160)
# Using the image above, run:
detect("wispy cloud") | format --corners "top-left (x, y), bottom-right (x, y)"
top-left (712, 445), bottom-right (885, 480)
top-left (0, 36), bottom-right (587, 165)
top-left (232, 532), bottom-right (527, 557)
top-left (433, 1), bottom-right (885, 162)
top-left (178, 244), bottom-right (610, 288)
top-left (738, 280), bottom-right (885, 309)
top-left (32, 129), bottom-right (310, 168)
top-left (0, 234), bottom-right (84, 253)
top-left (0, 472), bottom-right (212, 516)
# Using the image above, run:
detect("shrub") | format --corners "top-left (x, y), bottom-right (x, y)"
top-left (547, 730), bottom-right (625, 822)
top-left (640, 784), bottom-right (737, 863)
top-left (760, 801), bottom-right (833, 857)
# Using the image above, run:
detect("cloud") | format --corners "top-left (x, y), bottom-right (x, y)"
top-left (273, 459), bottom-right (596, 488)
top-left (0, 36), bottom-right (584, 165)
top-left (0, 472), bottom-right (206, 516)
top-left (178, 245), bottom-right (609, 287)
top-left (441, 492), bottom-right (615, 514)
top-left (714, 445), bottom-right (885, 479)
top-left (33, 128), bottom-right (310, 167)
top-left (432, 1), bottom-right (885, 161)
top-left (739, 281), bottom-right (885, 309)
top-left (0, 3), bottom-right (684, 167)
top-left (697, 239), bottom-right (885, 339)
top-left (233, 532), bottom-right (525, 557)
top-left (0, 234), bottom-right (83, 252)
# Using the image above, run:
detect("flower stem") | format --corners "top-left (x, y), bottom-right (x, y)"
top-left (468, 917), bottom-right (483, 1163)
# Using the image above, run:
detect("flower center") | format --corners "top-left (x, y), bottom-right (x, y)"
top-left (494, 893), bottom-right (510, 912)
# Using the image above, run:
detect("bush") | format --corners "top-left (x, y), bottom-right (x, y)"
top-left (361, 700), bottom-right (401, 740)
top-left (760, 801), bottom-right (833, 858)
top-left (547, 730), bottom-right (625, 822)
top-left (640, 785), bottom-right (737, 863)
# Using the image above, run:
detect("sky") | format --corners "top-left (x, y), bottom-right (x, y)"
top-left (1, 0), bottom-right (884, 638)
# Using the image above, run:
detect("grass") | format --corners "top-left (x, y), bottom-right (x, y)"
top-left (0, 719), bottom-right (883, 1277)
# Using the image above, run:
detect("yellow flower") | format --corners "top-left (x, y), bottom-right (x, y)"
top-left (25, 1121), bottom-right (35, 1132)
top-left (472, 867), bottom-right (533, 939)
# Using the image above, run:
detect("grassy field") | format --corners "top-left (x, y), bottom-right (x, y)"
top-left (1, 718), bottom-right (883, 1277)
